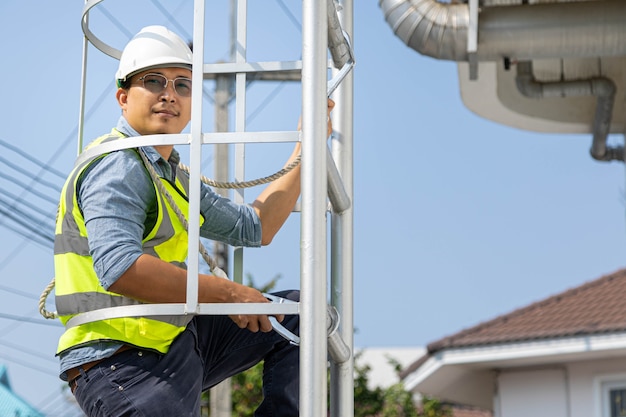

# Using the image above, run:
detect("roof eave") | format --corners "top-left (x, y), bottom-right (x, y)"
top-left (403, 331), bottom-right (626, 410)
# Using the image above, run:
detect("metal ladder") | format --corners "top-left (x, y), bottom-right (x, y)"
top-left (77, 1), bottom-right (355, 415)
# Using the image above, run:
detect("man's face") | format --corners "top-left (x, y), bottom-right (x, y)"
top-left (117, 67), bottom-right (192, 135)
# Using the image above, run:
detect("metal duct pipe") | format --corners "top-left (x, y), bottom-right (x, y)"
top-left (379, 0), bottom-right (626, 62)
top-left (328, 0), bottom-right (353, 69)
top-left (515, 61), bottom-right (622, 162)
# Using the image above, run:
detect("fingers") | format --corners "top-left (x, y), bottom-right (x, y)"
top-left (230, 314), bottom-right (274, 333)
top-left (297, 99), bottom-right (336, 133)
top-left (327, 98), bottom-right (335, 137)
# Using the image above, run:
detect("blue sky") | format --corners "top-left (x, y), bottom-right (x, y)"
top-left (1, 1), bottom-right (625, 414)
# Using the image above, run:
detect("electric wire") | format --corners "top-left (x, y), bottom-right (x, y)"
top-left (0, 311), bottom-right (62, 327)
top-left (95, 4), bottom-right (134, 39)
top-left (275, 0), bottom-right (302, 33)
top-left (150, 0), bottom-right (191, 41)
top-left (0, 188), bottom-right (57, 222)
top-left (0, 155), bottom-right (64, 192)
top-left (0, 339), bottom-right (57, 364)
top-left (0, 352), bottom-right (58, 377)
top-left (0, 139), bottom-right (66, 179)
top-left (0, 220), bottom-right (52, 250)
top-left (0, 206), bottom-right (53, 246)
top-left (0, 171), bottom-right (60, 206)
top-left (0, 195), bottom-right (54, 239)
top-left (0, 284), bottom-right (44, 300)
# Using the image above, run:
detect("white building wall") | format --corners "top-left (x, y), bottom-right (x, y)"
top-left (567, 357), bottom-right (626, 417)
top-left (497, 368), bottom-right (568, 417)
top-left (356, 347), bottom-right (425, 389)
top-left (496, 358), bottom-right (626, 417)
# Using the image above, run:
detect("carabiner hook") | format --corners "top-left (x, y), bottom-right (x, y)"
top-left (263, 293), bottom-right (300, 346)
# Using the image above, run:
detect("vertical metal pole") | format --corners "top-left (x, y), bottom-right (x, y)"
top-left (209, 3), bottom-right (235, 413)
top-left (232, 0), bottom-right (247, 284)
top-left (185, 0), bottom-right (206, 314)
top-left (300, 0), bottom-right (329, 416)
top-left (77, 4), bottom-right (89, 155)
top-left (210, 75), bottom-right (233, 417)
top-left (330, 1), bottom-right (355, 415)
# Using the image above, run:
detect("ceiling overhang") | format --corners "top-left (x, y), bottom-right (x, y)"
top-left (404, 332), bottom-right (626, 409)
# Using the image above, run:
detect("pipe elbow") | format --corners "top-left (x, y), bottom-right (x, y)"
top-left (380, 0), bottom-right (469, 61)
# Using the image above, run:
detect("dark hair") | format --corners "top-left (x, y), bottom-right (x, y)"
top-left (117, 78), bottom-right (132, 89)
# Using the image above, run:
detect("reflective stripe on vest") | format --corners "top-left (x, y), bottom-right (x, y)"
top-left (55, 130), bottom-right (202, 355)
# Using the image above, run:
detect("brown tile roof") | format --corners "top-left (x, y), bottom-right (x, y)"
top-left (428, 268), bottom-right (626, 352)
top-left (401, 268), bottom-right (626, 379)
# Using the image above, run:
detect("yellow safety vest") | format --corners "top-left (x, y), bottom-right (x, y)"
top-left (54, 130), bottom-right (203, 355)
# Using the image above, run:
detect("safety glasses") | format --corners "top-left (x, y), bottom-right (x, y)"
top-left (137, 73), bottom-right (192, 97)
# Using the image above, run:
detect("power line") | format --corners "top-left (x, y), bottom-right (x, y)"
top-left (0, 352), bottom-right (58, 377)
top-left (0, 171), bottom-right (59, 205)
top-left (150, 0), bottom-right (191, 41)
top-left (0, 220), bottom-right (52, 250)
top-left (0, 311), bottom-right (62, 327)
top-left (0, 189), bottom-right (57, 222)
top-left (0, 139), bottom-right (66, 179)
top-left (275, 0), bottom-right (301, 33)
top-left (0, 155), bottom-right (63, 192)
top-left (0, 339), bottom-right (57, 364)
top-left (95, 4), bottom-right (134, 39)
top-left (0, 205), bottom-right (54, 245)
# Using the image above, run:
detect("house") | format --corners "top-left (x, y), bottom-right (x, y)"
top-left (356, 347), bottom-right (425, 389)
top-left (400, 268), bottom-right (626, 417)
top-left (0, 364), bottom-right (44, 417)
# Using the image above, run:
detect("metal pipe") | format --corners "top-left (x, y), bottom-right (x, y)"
top-left (327, 0), bottom-right (353, 69)
top-left (77, 3), bottom-right (89, 155)
top-left (330, 1), bottom-right (355, 415)
top-left (301, 0), bottom-right (330, 415)
top-left (184, 0), bottom-right (207, 314)
top-left (379, 0), bottom-right (626, 62)
top-left (515, 61), bottom-right (621, 162)
top-left (327, 147), bottom-right (351, 213)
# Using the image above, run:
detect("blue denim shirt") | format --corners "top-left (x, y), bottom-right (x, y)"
top-left (59, 117), bottom-right (262, 380)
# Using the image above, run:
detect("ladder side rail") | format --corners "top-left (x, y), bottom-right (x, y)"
top-left (233, 0), bottom-right (249, 285)
top-left (301, 0), bottom-right (330, 416)
top-left (77, 4), bottom-right (90, 155)
top-left (184, 0), bottom-right (208, 315)
top-left (330, 1), bottom-right (355, 415)
top-left (326, 146), bottom-right (351, 213)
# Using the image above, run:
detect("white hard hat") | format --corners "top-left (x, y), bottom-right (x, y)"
top-left (116, 25), bottom-right (192, 85)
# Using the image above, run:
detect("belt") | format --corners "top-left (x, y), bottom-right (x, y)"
top-left (67, 344), bottom-right (135, 393)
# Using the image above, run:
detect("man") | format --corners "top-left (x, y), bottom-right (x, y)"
top-left (54, 25), bottom-right (334, 416)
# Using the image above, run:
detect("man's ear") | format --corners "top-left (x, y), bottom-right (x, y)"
top-left (116, 88), bottom-right (128, 109)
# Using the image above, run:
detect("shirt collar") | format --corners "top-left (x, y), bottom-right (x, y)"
top-left (115, 116), bottom-right (181, 167)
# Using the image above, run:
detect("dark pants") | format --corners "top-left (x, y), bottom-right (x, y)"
top-left (73, 290), bottom-right (300, 417)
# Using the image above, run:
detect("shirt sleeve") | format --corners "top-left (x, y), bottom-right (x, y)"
top-left (198, 182), bottom-right (262, 247)
top-left (78, 150), bottom-right (152, 290)
top-left (79, 148), bottom-right (262, 290)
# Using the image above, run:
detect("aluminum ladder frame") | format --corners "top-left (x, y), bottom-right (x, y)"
top-left (76, 1), bottom-right (354, 415)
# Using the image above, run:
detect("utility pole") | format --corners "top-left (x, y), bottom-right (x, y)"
top-left (209, 71), bottom-right (233, 417)
top-left (209, 3), bottom-right (235, 415)
top-left (208, 2), bottom-right (301, 415)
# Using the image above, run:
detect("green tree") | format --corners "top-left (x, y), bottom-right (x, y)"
top-left (201, 274), bottom-right (452, 416)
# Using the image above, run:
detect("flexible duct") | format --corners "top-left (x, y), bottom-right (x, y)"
top-left (379, 0), bottom-right (626, 62)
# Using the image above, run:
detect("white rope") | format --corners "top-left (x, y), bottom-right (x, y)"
top-left (178, 154), bottom-right (301, 189)
top-left (39, 277), bottom-right (57, 319)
